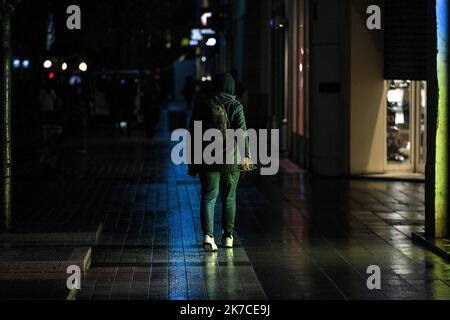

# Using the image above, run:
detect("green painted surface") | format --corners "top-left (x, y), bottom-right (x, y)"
top-left (435, 0), bottom-right (449, 237)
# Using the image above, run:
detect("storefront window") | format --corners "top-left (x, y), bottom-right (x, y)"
top-left (387, 80), bottom-right (412, 164)
top-left (418, 81), bottom-right (427, 165)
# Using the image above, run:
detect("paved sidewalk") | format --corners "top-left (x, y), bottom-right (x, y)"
top-left (74, 134), bottom-right (448, 300)
top-left (4, 104), bottom-right (450, 300)
top-left (74, 135), bottom-right (267, 300)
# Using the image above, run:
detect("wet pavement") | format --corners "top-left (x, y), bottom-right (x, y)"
top-left (4, 104), bottom-right (450, 300)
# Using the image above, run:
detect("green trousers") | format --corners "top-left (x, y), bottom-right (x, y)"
top-left (199, 171), bottom-right (241, 237)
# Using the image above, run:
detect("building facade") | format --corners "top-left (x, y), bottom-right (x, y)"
top-left (231, 0), bottom-right (448, 238)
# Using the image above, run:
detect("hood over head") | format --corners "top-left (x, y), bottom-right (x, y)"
top-left (212, 73), bottom-right (236, 96)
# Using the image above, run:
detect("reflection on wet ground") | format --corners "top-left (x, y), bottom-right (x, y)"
top-left (8, 108), bottom-right (450, 300)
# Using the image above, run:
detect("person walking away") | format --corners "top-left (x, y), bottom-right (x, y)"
top-left (188, 73), bottom-right (252, 252)
top-left (38, 82), bottom-right (58, 125)
top-left (142, 77), bottom-right (162, 140)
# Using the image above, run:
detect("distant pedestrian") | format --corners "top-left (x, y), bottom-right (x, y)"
top-left (108, 77), bottom-right (122, 134)
top-left (38, 82), bottom-right (58, 125)
top-left (182, 76), bottom-right (196, 111)
top-left (142, 77), bottom-right (162, 140)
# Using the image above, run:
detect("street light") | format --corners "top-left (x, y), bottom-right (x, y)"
top-left (43, 60), bottom-right (52, 69)
top-left (22, 60), bottom-right (30, 69)
top-left (271, 16), bottom-right (288, 30)
top-left (62, 62), bottom-right (68, 71)
top-left (13, 59), bottom-right (20, 69)
top-left (79, 62), bottom-right (88, 72)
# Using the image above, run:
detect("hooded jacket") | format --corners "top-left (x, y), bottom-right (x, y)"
top-left (188, 73), bottom-right (250, 174)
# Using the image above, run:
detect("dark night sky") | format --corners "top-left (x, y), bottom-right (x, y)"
top-left (13, 0), bottom-right (198, 70)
